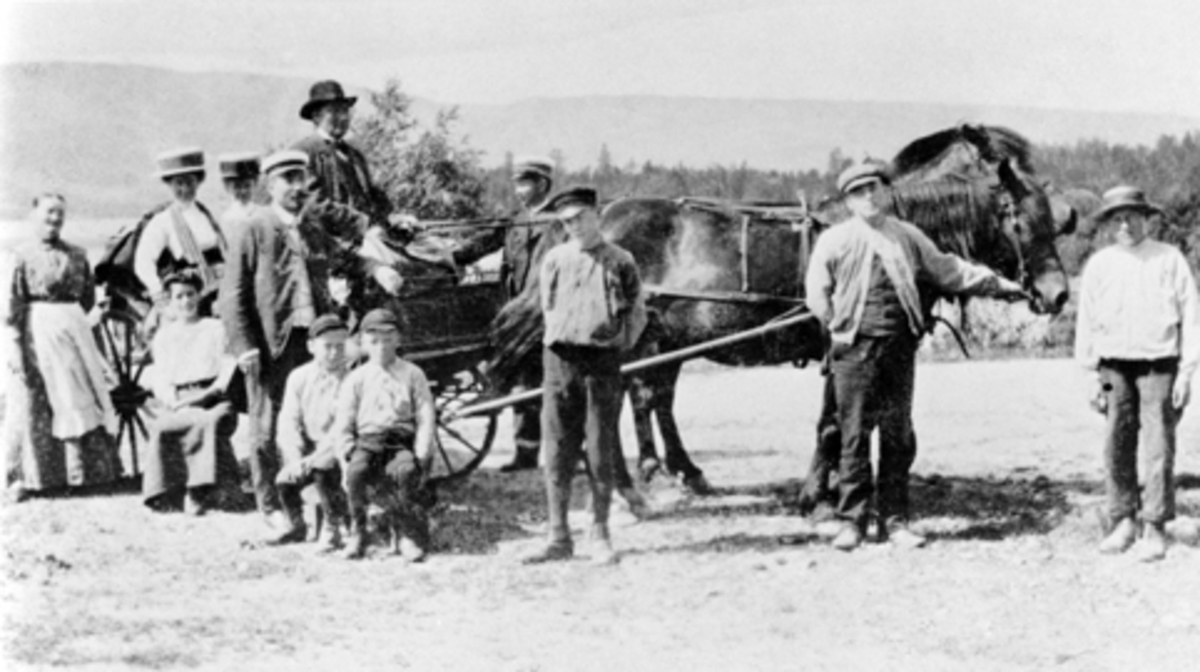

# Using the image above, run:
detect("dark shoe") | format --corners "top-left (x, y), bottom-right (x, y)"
top-left (521, 539), bottom-right (574, 565)
top-left (499, 447), bottom-right (540, 473)
top-left (1099, 517), bottom-right (1139, 555)
top-left (831, 523), bottom-right (863, 552)
top-left (265, 523), bottom-right (307, 546)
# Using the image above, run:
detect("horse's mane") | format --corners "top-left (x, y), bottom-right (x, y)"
top-left (892, 124), bottom-right (1034, 178)
top-left (888, 179), bottom-right (1001, 262)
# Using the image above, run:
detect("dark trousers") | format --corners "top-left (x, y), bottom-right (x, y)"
top-left (512, 356), bottom-right (543, 452)
top-left (541, 345), bottom-right (623, 541)
top-left (831, 332), bottom-right (918, 528)
top-left (277, 463), bottom-right (347, 528)
top-left (1100, 358), bottom-right (1179, 525)
top-left (245, 330), bottom-right (311, 514)
top-left (799, 372), bottom-right (842, 506)
top-left (344, 448), bottom-right (430, 547)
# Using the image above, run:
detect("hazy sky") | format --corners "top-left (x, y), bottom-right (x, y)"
top-left (3, 0), bottom-right (1199, 116)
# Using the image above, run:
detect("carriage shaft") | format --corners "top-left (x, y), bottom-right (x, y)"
top-left (450, 310), bottom-right (819, 418)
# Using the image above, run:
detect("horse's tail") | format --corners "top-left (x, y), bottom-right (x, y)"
top-left (487, 286), bottom-right (544, 391)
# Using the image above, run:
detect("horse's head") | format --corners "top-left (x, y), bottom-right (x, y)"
top-left (893, 124), bottom-right (1070, 315)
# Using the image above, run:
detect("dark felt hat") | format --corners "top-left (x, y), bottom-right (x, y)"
top-left (218, 152), bottom-right (261, 180)
top-left (300, 80), bottom-right (357, 121)
top-left (308, 314), bottom-right (348, 339)
top-left (542, 186), bottom-right (598, 218)
top-left (512, 155), bottom-right (554, 182)
top-left (261, 150), bottom-right (309, 178)
top-left (156, 147), bottom-right (206, 181)
top-left (360, 308), bottom-right (401, 333)
top-left (837, 161), bottom-right (892, 194)
top-left (1095, 185), bottom-right (1162, 220)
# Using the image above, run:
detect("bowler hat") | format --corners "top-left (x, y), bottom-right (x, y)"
top-left (261, 150), bottom-right (309, 178)
top-left (360, 308), bottom-right (401, 333)
top-left (300, 80), bottom-right (357, 121)
top-left (308, 314), bottom-right (348, 339)
top-left (1095, 185), bottom-right (1162, 221)
top-left (512, 155), bottom-right (554, 182)
top-left (543, 186), bottom-right (598, 219)
top-left (156, 147), bottom-right (206, 181)
top-left (837, 162), bottom-right (891, 195)
top-left (218, 152), bottom-right (261, 180)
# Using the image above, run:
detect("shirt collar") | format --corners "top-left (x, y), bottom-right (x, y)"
top-left (272, 201), bottom-right (299, 227)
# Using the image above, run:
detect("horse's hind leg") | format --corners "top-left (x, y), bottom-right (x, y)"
top-left (653, 362), bottom-right (712, 495)
top-left (796, 373), bottom-right (840, 515)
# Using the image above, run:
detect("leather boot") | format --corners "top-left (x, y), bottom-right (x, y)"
top-left (521, 538), bottom-right (574, 564)
top-left (342, 513), bottom-right (369, 560)
top-left (499, 446), bottom-right (540, 473)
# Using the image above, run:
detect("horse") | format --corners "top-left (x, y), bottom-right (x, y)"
top-left (488, 124), bottom-right (1073, 495)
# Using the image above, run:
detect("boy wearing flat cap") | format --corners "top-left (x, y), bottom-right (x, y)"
top-left (272, 314), bottom-right (352, 550)
top-left (498, 155), bottom-right (564, 473)
top-left (805, 162), bottom-right (1026, 552)
top-left (1076, 185), bottom-right (1199, 562)
top-left (330, 308), bottom-right (436, 561)
top-left (523, 187), bottom-right (646, 566)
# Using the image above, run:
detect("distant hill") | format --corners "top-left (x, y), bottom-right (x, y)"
top-left (2, 61), bottom-right (1198, 218)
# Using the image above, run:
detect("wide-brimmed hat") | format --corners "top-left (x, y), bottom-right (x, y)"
top-left (543, 186), bottom-right (598, 219)
top-left (837, 161), bottom-right (892, 195)
top-left (1095, 185), bottom-right (1162, 221)
top-left (157, 147), bottom-right (206, 181)
top-left (299, 80), bottom-right (357, 121)
top-left (512, 155), bottom-right (554, 182)
top-left (360, 308), bottom-right (401, 334)
top-left (218, 152), bottom-right (261, 180)
top-left (261, 150), bottom-right (309, 178)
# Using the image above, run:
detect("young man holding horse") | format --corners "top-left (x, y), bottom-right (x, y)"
top-left (1075, 185), bottom-right (1199, 562)
top-left (804, 162), bottom-right (1026, 552)
top-left (522, 187), bottom-right (647, 566)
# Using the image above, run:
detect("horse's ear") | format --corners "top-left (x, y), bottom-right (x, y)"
top-left (1050, 196), bottom-right (1077, 235)
top-left (996, 159), bottom-right (1029, 200)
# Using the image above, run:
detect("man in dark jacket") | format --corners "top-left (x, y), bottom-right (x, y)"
top-left (219, 149), bottom-right (364, 541)
top-left (497, 156), bottom-right (563, 472)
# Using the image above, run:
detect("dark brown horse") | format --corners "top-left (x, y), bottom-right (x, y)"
top-left (489, 124), bottom-right (1073, 493)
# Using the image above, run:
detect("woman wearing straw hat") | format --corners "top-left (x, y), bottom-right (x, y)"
top-left (133, 147), bottom-right (226, 312)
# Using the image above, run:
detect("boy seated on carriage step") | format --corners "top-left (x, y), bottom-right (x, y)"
top-left (269, 314), bottom-right (352, 549)
top-left (330, 308), bottom-right (437, 561)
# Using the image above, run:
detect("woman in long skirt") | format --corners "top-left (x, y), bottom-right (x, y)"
top-left (3, 194), bottom-right (120, 496)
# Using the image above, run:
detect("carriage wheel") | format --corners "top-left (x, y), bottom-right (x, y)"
top-left (427, 366), bottom-right (497, 485)
top-left (95, 307), bottom-right (154, 476)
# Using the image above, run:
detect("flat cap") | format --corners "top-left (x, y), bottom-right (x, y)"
top-left (261, 150), bottom-right (309, 177)
top-left (162, 267), bottom-right (203, 292)
top-left (837, 162), bottom-right (891, 195)
top-left (512, 155), bottom-right (554, 182)
top-left (360, 308), bottom-right (401, 333)
top-left (1095, 185), bottom-right (1162, 220)
top-left (156, 147), bottom-right (206, 180)
top-left (308, 314), bottom-right (348, 339)
top-left (218, 152), bottom-right (261, 180)
top-left (542, 186), bottom-right (598, 219)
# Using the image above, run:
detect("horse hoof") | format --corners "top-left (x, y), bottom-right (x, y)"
top-left (681, 474), bottom-right (715, 497)
top-left (638, 458), bottom-right (662, 483)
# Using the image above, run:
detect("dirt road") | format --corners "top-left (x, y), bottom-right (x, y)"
top-left (2, 358), bottom-right (1197, 671)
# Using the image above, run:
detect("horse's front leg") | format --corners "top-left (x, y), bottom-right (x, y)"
top-left (626, 374), bottom-right (663, 483)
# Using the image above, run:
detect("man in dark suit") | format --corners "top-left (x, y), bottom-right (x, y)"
top-left (497, 156), bottom-right (562, 472)
top-left (219, 149), bottom-right (364, 541)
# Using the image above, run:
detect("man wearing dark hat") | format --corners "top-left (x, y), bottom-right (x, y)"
top-left (331, 308), bottom-right (436, 561)
top-left (805, 162), bottom-right (1026, 552)
top-left (291, 79), bottom-right (391, 225)
top-left (219, 149), bottom-right (365, 536)
top-left (497, 155), bottom-right (563, 472)
top-left (522, 186), bottom-right (646, 566)
top-left (1076, 185), bottom-right (1199, 562)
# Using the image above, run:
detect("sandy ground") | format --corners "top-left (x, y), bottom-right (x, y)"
top-left (2, 358), bottom-right (1198, 671)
